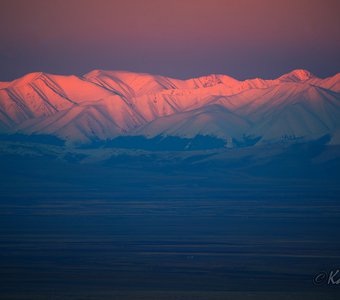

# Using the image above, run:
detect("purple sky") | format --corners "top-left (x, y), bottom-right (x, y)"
top-left (0, 0), bottom-right (339, 81)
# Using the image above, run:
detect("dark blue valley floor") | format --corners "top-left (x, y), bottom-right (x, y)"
top-left (0, 152), bottom-right (340, 299)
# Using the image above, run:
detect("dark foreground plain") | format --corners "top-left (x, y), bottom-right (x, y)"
top-left (0, 142), bottom-right (340, 299)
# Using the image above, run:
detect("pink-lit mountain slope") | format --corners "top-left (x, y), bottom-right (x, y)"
top-left (16, 96), bottom-right (145, 143)
top-left (0, 72), bottom-right (114, 131)
top-left (0, 69), bottom-right (339, 146)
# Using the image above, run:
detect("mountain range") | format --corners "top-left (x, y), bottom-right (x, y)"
top-left (1, 69), bottom-right (339, 148)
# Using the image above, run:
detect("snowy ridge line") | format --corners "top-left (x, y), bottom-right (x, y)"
top-left (0, 69), bottom-right (339, 146)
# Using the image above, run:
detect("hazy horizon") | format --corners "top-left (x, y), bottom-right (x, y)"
top-left (0, 67), bottom-right (339, 83)
top-left (0, 0), bottom-right (339, 81)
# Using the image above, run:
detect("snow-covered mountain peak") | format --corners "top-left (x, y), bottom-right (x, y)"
top-left (189, 74), bottom-right (239, 88)
top-left (278, 69), bottom-right (316, 82)
top-left (8, 72), bottom-right (47, 87)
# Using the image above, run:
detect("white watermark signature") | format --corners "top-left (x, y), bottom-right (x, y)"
top-left (313, 270), bottom-right (340, 286)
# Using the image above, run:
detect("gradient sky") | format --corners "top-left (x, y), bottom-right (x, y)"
top-left (0, 0), bottom-right (339, 81)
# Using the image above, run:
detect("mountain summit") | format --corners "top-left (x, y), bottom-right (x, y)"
top-left (278, 69), bottom-right (315, 82)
